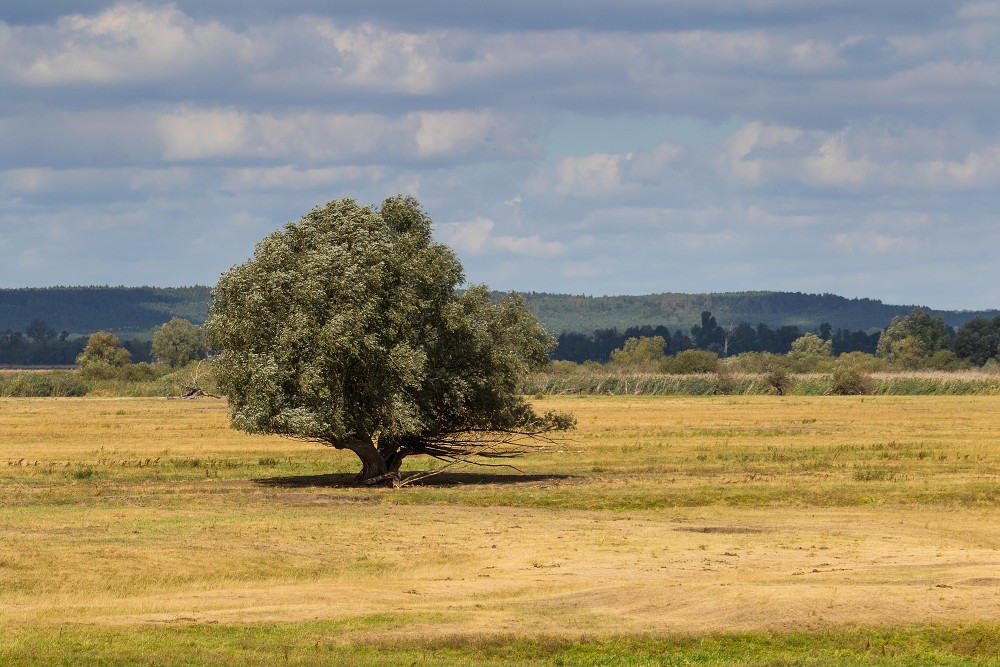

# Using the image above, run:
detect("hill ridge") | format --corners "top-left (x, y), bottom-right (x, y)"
top-left (0, 286), bottom-right (996, 337)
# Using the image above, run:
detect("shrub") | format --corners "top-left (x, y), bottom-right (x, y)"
top-left (714, 363), bottom-right (737, 395)
top-left (829, 362), bottom-right (874, 395)
top-left (836, 352), bottom-right (885, 372)
top-left (80, 361), bottom-right (165, 382)
top-left (924, 350), bottom-right (968, 371)
top-left (0, 372), bottom-right (88, 397)
top-left (726, 351), bottom-right (779, 374)
top-left (669, 349), bottom-right (719, 374)
top-left (765, 364), bottom-right (794, 395)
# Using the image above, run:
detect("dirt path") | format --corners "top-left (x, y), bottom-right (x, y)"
top-left (82, 504), bottom-right (1000, 637)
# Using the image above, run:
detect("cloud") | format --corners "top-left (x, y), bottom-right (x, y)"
top-left (803, 134), bottom-right (875, 187)
top-left (158, 109), bottom-right (249, 161)
top-left (1, 1), bottom-right (1000, 309)
top-left (435, 218), bottom-right (494, 254)
top-left (414, 111), bottom-right (496, 157)
top-left (16, 3), bottom-right (253, 86)
top-left (551, 153), bottom-right (623, 197)
top-left (722, 122), bottom-right (804, 185)
top-left (436, 217), bottom-right (565, 258)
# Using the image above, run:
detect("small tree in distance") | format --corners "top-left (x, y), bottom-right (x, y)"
top-left (206, 196), bottom-right (573, 484)
top-left (76, 331), bottom-right (132, 378)
top-left (76, 331), bottom-right (131, 367)
top-left (152, 317), bottom-right (207, 369)
top-left (610, 336), bottom-right (666, 371)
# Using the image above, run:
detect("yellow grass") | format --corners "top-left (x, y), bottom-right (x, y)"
top-left (1, 395), bottom-right (999, 647)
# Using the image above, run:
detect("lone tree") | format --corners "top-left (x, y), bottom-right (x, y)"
top-left (206, 196), bottom-right (573, 483)
top-left (152, 317), bottom-right (207, 369)
top-left (76, 331), bottom-right (132, 374)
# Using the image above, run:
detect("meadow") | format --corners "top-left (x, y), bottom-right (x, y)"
top-left (1, 395), bottom-right (999, 665)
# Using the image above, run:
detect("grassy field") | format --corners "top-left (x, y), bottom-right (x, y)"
top-left (1, 395), bottom-right (999, 665)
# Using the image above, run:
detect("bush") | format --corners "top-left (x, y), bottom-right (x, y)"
top-left (669, 349), bottom-right (719, 374)
top-left (836, 352), bottom-right (885, 372)
top-left (0, 371), bottom-right (88, 397)
top-left (829, 362), bottom-right (874, 395)
top-left (714, 363), bottom-right (737, 395)
top-left (726, 351), bottom-right (780, 374)
top-left (765, 364), bottom-right (794, 395)
top-left (80, 361), bottom-right (165, 382)
top-left (924, 350), bottom-right (968, 372)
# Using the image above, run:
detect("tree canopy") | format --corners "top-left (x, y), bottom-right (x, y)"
top-left (152, 317), bottom-right (207, 369)
top-left (206, 196), bottom-right (572, 483)
top-left (76, 331), bottom-right (131, 369)
top-left (876, 308), bottom-right (953, 369)
top-left (954, 316), bottom-right (1000, 366)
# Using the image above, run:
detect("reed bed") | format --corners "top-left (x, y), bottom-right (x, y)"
top-left (526, 369), bottom-right (1000, 396)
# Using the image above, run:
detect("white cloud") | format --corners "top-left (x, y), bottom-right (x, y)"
top-left (958, 3), bottom-right (1000, 20)
top-left (220, 165), bottom-right (384, 192)
top-left (158, 109), bottom-right (249, 161)
top-left (415, 111), bottom-right (495, 157)
top-left (722, 122), bottom-right (803, 185)
top-left (436, 217), bottom-right (565, 258)
top-left (154, 107), bottom-right (530, 164)
top-left (2, 2), bottom-right (1000, 307)
top-left (804, 134), bottom-right (874, 186)
top-left (833, 231), bottom-right (915, 254)
top-left (552, 153), bottom-right (623, 196)
top-left (436, 218), bottom-right (495, 254)
top-left (492, 234), bottom-right (565, 258)
top-left (19, 3), bottom-right (253, 86)
top-left (318, 21), bottom-right (440, 94)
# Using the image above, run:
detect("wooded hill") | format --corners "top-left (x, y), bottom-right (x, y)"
top-left (0, 286), bottom-right (996, 337)
top-left (522, 291), bottom-right (996, 334)
top-left (0, 286), bottom-right (211, 338)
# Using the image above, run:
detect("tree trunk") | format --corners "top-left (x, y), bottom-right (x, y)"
top-left (339, 438), bottom-right (389, 482)
top-left (377, 435), bottom-right (413, 473)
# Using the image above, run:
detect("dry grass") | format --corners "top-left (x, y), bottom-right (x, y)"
top-left (1, 396), bottom-right (999, 663)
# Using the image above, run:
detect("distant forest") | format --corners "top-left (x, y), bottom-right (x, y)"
top-left (521, 291), bottom-right (998, 334)
top-left (0, 286), bottom-right (996, 366)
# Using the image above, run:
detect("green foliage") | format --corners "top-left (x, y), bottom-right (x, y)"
top-left (0, 371), bottom-right (88, 397)
top-left (609, 335), bottom-right (666, 371)
top-left (925, 350), bottom-right (968, 371)
top-left (713, 362), bottom-right (739, 394)
top-left (724, 351), bottom-right (781, 373)
top-left (786, 333), bottom-right (834, 372)
top-left (0, 285), bottom-right (211, 335)
top-left (76, 331), bottom-right (132, 376)
top-left (789, 332), bottom-right (833, 356)
top-left (836, 351), bottom-right (886, 372)
top-left (668, 349), bottom-right (719, 374)
top-left (954, 316), bottom-right (1000, 366)
top-left (764, 363), bottom-right (794, 395)
top-left (6, 621), bottom-right (1000, 666)
top-left (829, 361), bottom-right (874, 395)
top-left (877, 308), bottom-right (952, 368)
top-left (206, 196), bottom-right (571, 481)
top-left (151, 317), bottom-right (207, 368)
top-left (519, 290), bottom-right (999, 335)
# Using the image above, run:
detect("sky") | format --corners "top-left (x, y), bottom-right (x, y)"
top-left (1, 1), bottom-right (999, 310)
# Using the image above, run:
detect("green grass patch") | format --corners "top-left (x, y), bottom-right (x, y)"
top-left (3, 622), bottom-right (998, 666)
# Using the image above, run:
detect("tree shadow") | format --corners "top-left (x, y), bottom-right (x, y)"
top-left (253, 471), bottom-right (573, 489)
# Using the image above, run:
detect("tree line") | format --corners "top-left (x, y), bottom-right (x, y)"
top-left (7, 309), bottom-right (1000, 370)
top-left (554, 309), bottom-right (1000, 369)
top-left (553, 311), bottom-right (881, 363)
top-left (0, 320), bottom-right (152, 367)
